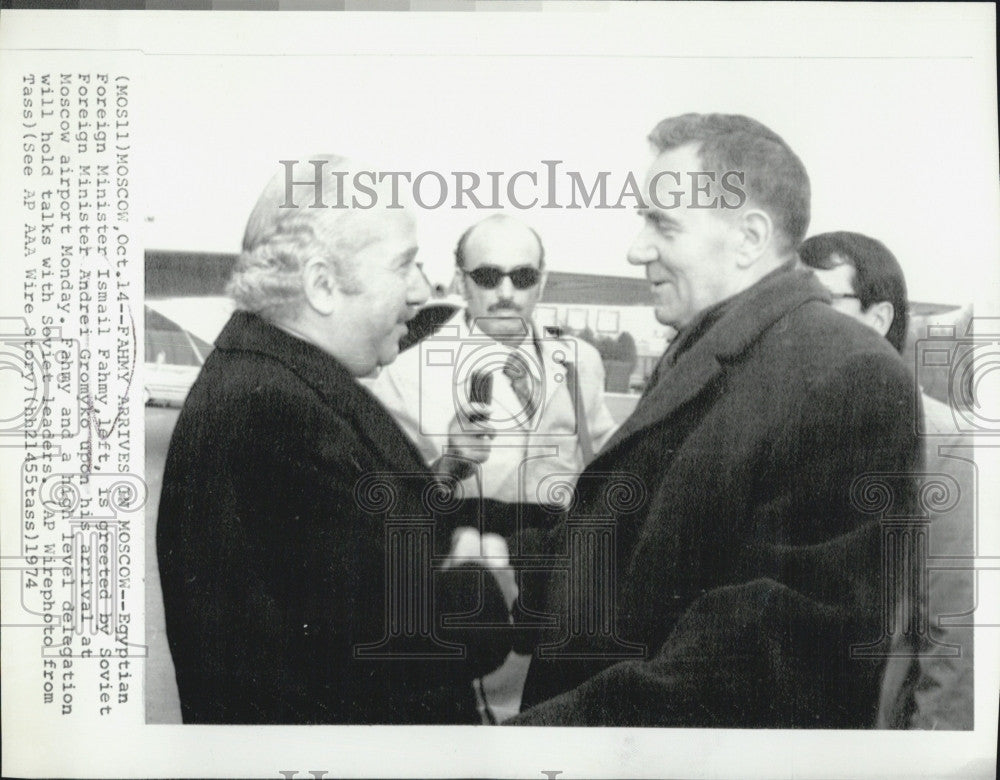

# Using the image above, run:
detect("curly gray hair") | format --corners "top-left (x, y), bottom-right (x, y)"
top-left (227, 155), bottom-right (371, 323)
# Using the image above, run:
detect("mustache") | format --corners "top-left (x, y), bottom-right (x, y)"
top-left (488, 302), bottom-right (522, 313)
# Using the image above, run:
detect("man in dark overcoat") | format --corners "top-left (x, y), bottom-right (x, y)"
top-left (512, 114), bottom-right (922, 727)
top-left (157, 156), bottom-right (512, 724)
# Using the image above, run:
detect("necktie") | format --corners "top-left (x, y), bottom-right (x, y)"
top-left (502, 351), bottom-right (537, 422)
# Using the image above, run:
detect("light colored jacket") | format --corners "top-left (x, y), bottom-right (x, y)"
top-left (364, 309), bottom-right (618, 506)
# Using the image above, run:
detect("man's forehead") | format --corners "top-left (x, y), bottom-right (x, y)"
top-left (310, 208), bottom-right (416, 270)
top-left (343, 205), bottom-right (417, 242)
top-left (464, 220), bottom-right (543, 268)
top-left (642, 142), bottom-right (737, 215)
top-left (646, 142), bottom-right (704, 177)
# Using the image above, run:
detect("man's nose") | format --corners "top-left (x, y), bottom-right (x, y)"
top-left (627, 233), bottom-right (658, 266)
top-left (496, 275), bottom-right (516, 299)
top-left (408, 262), bottom-right (431, 306)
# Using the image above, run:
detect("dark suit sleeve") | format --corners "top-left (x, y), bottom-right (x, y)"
top-left (511, 350), bottom-right (922, 727)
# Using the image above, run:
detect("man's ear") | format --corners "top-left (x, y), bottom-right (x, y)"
top-left (734, 208), bottom-right (773, 268)
top-left (861, 300), bottom-right (894, 339)
top-left (302, 256), bottom-right (338, 315)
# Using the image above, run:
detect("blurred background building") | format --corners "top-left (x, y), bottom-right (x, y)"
top-left (145, 249), bottom-right (973, 408)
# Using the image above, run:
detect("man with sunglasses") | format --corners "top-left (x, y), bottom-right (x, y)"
top-left (369, 214), bottom-right (617, 511)
top-left (367, 214), bottom-right (617, 721)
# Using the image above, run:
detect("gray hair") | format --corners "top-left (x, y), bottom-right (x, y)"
top-left (227, 155), bottom-right (370, 323)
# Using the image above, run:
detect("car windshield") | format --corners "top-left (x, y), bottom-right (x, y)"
top-left (145, 306), bottom-right (215, 365)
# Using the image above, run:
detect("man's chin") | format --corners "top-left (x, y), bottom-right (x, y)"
top-left (477, 314), bottom-right (529, 340)
top-left (377, 339), bottom-right (402, 368)
top-left (653, 306), bottom-right (679, 328)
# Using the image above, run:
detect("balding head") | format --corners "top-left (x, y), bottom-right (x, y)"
top-left (456, 214), bottom-right (545, 271)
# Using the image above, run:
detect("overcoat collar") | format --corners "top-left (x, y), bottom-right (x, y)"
top-left (597, 264), bottom-right (830, 459)
top-left (214, 310), bottom-right (428, 474)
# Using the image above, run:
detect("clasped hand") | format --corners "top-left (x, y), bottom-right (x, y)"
top-left (444, 527), bottom-right (518, 612)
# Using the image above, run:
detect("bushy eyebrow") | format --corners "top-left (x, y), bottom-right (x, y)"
top-left (638, 209), bottom-right (679, 230)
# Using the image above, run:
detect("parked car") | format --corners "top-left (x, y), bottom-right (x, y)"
top-left (144, 297), bottom-right (233, 406)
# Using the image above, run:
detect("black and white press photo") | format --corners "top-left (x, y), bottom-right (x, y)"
top-left (1, 3), bottom-right (997, 778)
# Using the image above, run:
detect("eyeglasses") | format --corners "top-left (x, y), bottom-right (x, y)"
top-left (828, 293), bottom-right (860, 302)
top-left (463, 265), bottom-right (541, 290)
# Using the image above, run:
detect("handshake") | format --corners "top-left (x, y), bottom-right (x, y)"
top-left (434, 374), bottom-right (517, 616)
top-left (444, 526), bottom-right (518, 613)
top-left (433, 525), bottom-right (519, 684)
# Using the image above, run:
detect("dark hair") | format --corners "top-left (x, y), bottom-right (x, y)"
top-left (799, 231), bottom-right (910, 353)
top-left (648, 113), bottom-right (811, 249)
top-left (455, 216), bottom-right (545, 269)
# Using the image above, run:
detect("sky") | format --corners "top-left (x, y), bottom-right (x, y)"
top-left (140, 48), bottom-right (997, 307)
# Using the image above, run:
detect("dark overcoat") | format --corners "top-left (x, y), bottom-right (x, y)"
top-left (514, 266), bottom-right (922, 727)
top-left (157, 311), bottom-right (508, 724)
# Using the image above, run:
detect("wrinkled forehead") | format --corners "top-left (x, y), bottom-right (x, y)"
top-left (643, 142), bottom-right (741, 212)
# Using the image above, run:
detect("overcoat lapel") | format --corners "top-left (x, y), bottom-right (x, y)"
top-left (598, 347), bottom-right (723, 459)
top-left (596, 266), bottom-right (829, 462)
top-left (214, 310), bottom-right (428, 475)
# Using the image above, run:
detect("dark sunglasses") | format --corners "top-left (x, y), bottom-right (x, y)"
top-left (463, 265), bottom-right (541, 290)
